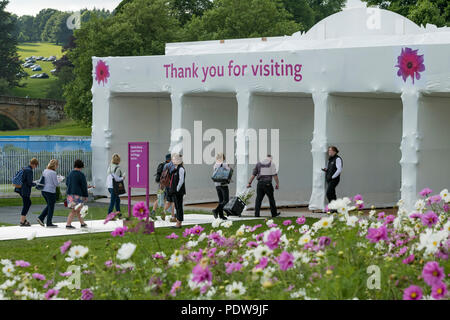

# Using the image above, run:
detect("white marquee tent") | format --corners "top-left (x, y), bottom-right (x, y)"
top-left (91, 7), bottom-right (450, 211)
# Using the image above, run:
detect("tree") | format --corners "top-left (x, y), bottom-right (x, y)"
top-left (183, 0), bottom-right (301, 41)
top-left (170, 0), bottom-right (214, 25)
top-left (64, 0), bottom-right (182, 125)
top-left (363, 0), bottom-right (449, 27)
top-left (0, 0), bottom-right (22, 93)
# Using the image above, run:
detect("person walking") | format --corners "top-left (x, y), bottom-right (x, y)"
top-left (37, 159), bottom-right (62, 228)
top-left (65, 159), bottom-right (89, 229)
top-left (212, 152), bottom-right (229, 220)
top-left (169, 153), bottom-right (185, 229)
top-left (247, 155), bottom-right (281, 218)
top-left (151, 153), bottom-right (173, 220)
top-left (163, 154), bottom-right (176, 222)
top-left (322, 146), bottom-right (343, 203)
top-left (14, 158), bottom-right (39, 226)
top-left (106, 153), bottom-right (125, 219)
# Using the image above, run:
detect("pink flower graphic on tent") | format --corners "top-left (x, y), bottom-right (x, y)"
top-left (395, 47), bottom-right (425, 84)
top-left (95, 60), bottom-right (110, 85)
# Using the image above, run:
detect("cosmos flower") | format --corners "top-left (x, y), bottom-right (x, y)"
top-left (422, 261), bottom-right (445, 286)
top-left (170, 280), bottom-right (182, 297)
top-left (117, 243), bottom-right (136, 260)
top-left (81, 289), bottom-right (94, 300)
top-left (402, 285), bottom-right (423, 300)
top-left (225, 281), bottom-right (246, 298)
top-left (366, 225), bottom-right (388, 243)
top-left (277, 251), bottom-right (294, 271)
top-left (395, 47), bottom-right (425, 84)
top-left (420, 211), bottom-right (438, 228)
top-left (132, 202), bottom-right (149, 220)
top-left (111, 226), bottom-right (128, 237)
top-left (431, 282), bottom-right (447, 300)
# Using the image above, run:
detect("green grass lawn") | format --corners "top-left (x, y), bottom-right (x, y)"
top-left (0, 120), bottom-right (91, 136)
top-left (9, 42), bottom-right (63, 99)
top-left (0, 196), bottom-right (49, 207)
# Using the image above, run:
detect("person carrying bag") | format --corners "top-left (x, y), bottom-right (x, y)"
top-left (106, 153), bottom-right (126, 218)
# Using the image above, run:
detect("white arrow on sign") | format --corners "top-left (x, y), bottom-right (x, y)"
top-left (136, 163), bottom-right (140, 183)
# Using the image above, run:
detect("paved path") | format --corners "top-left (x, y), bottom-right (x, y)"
top-left (0, 214), bottom-right (260, 241)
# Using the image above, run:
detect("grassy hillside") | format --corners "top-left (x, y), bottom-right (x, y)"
top-left (0, 120), bottom-right (91, 136)
top-left (9, 42), bottom-right (63, 99)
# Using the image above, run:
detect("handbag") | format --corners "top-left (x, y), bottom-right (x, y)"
top-left (112, 166), bottom-right (126, 195)
top-left (211, 164), bottom-right (233, 183)
top-left (35, 175), bottom-right (45, 191)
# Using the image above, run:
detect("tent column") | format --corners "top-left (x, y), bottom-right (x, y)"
top-left (169, 91), bottom-right (185, 154)
top-left (400, 90), bottom-right (421, 211)
top-left (309, 91), bottom-right (330, 211)
top-left (235, 90), bottom-right (252, 196)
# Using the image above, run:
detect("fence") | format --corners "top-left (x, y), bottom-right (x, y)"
top-left (0, 150), bottom-right (92, 196)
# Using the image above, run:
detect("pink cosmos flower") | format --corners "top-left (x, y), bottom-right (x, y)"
top-left (296, 216), bottom-right (306, 225)
top-left (384, 215), bottom-right (396, 224)
top-left (366, 225), bottom-right (388, 243)
top-left (403, 285), bottom-right (423, 300)
top-left (95, 60), bottom-right (110, 86)
top-left (419, 188), bottom-right (433, 197)
top-left (32, 273), bottom-right (46, 281)
top-left (377, 212), bottom-right (386, 220)
top-left (43, 280), bottom-right (53, 289)
top-left (208, 232), bottom-right (225, 246)
top-left (45, 289), bottom-right (59, 300)
top-left (248, 224), bottom-right (262, 232)
top-left (421, 211), bottom-right (438, 228)
top-left (105, 260), bottom-right (113, 267)
top-left (15, 260), bottom-right (30, 267)
top-left (431, 282), bottom-right (447, 300)
top-left (353, 194), bottom-right (363, 202)
top-left (111, 226), bottom-right (128, 237)
top-left (191, 263), bottom-right (212, 284)
top-left (409, 213), bottom-right (421, 219)
top-left (422, 261), bottom-right (445, 286)
top-left (318, 236), bottom-right (331, 248)
top-left (104, 211), bottom-right (117, 224)
top-left (428, 195), bottom-right (442, 204)
top-left (207, 248), bottom-right (217, 258)
top-left (132, 202), bottom-right (149, 220)
top-left (152, 253), bottom-right (165, 260)
top-left (166, 232), bottom-right (179, 239)
top-left (190, 249), bottom-right (203, 263)
top-left (246, 241), bottom-right (258, 248)
top-left (59, 271), bottom-right (72, 277)
top-left (170, 280), bottom-right (182, 297)
top-left (444, 203), bottom-right (449, 213)
top-left (255, 256), bottom-right (269, 270)
top-left (276, 251), bottom-right (294, 271)
top-left (283, 220), bottom-right (292, 226)
top-left (395, 47), bottom-right (425, 84)
top-left (60, 240), bottom-right (72, 254)
top-left (81, 289), bottom-right (94, 300)
top-left (265, 229), bottom-right (281, 250)
top-left (225, 262), bottom-right (242, 274)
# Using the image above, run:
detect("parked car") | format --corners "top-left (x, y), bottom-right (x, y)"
top-left (23, 62), bottom-right (34, 68)
top-left (36, 56), bottom-right (44, 60)
top-left (47, 56), bottom-right (57, 61)
top-left (30, 74), bottom-right (39, 78)
top-left (32, 66), bottom-right (42, 71)
top-left (37, 73), bottom-right (49, 79)
top-left (50, 69), bottom-right (57, 74)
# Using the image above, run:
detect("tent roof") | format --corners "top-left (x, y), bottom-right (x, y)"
top-left (165, 8), bottom-right (450, 56)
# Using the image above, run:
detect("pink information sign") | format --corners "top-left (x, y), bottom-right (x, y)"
top-left (128, 142), bottom-right (149, 218)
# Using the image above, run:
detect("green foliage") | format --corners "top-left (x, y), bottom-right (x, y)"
top-left (0, 0), bottom-right (22, 91)
top-left (182, 0), bottom-right (300, 41)
top-left (64, 0), bottom-right (182, 126)
top-left (363, 0), bottom-right (449, 27)
top-left (0, 120), bottom-right (91, 136)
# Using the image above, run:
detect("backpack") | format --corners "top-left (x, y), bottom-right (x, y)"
top-left (12, 167), bottom-right (25, 188)
top-left (155, 162), bottom-right (165, 183)
top-left (159, 166), bottom-right (171, 188)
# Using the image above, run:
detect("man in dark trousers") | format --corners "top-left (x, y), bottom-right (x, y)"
top-left (14, 158), bottom-right (39, 226)
top-left (322, 146), bottom-right (343, 203)
top-left (247, 155), bottom-right (281, 218)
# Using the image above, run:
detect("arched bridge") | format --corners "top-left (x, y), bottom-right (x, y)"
top-left (0, 95), bottom-right (66, 130)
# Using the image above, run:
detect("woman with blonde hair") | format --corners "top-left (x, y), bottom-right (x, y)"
top-left (212, 152), bottom-right (229, 220)
top-left (37, 159), bottom-right (62, 227)
top-left (106, 153), bottom-right (125, 218)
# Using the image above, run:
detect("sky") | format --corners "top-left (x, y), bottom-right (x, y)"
top-left (6, 0), bottom-right (122, 16)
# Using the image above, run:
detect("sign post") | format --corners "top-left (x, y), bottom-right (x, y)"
top-left (128, 142), bottom-right (149, 218)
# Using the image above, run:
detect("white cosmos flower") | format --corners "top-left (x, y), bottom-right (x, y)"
top-left (168, 253), bottom-right (184, 267)
top-left (290, 288), bottom-right (306, 298)
top-left (298, 233), bottom-right (311, 245)
top-left (0, 279), bottom-right (16, 289)
top-left (415, 199), bottom-right (426, 212)
top-left (186, 240), bottom-right (198, 249)
top-left (119, 262), bottom-right (136, 270)
top-left (225, 281), bottom-right (246, 298)
top-left (2, 265), bottom-right (15, 277)
top-left (253, 245), bottom-right (271, 260)
top-left (300, 225), bottom-right (309, 233)
top-left (68, 245), bottom-right (89, 260)
top-left (221, 220), bottom-right (233, 228)
top-left (211, 219), bottom-right (222, 228)
top-left (346, 215), bottom-right (358, 227)
top-left (443, 221), bottom-right (450, 233)
top-left (417, 229), bottom-right (448, 256)
top-left (0, 259), bottom-right (12, 266)
top-left (116, 243), bottom-right (136, 260)
top-left (319, 216), bottom-right (333, 229)
top-left (236, 225), bottom-right (246, 237)
top-left (198, 233), bottom-right (207, 242)
top-left (440, 189), bottom-right (450, 203)
top-left (368, 210), bottom-right (377, 218)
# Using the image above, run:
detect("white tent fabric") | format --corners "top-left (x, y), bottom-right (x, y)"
top-left (91, 8), bottom-right (450, 211)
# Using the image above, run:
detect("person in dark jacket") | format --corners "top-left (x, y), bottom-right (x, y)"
top-left (15, 158), bottom-right (39, 227)
top-left (169, 153), bottom-right (185, 229)
top-left (65, 159), bottom-right (89, 229)
top-left (322, 146), bottom-right (343, 203)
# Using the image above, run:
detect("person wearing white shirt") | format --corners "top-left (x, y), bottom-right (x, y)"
top-left (37, 159), bottom-right (61, 227)
top-left (322, 146), bottom-right (343, 203)
top-left (106, 153), bottom-right (125, 218)
top-left (212, 152), bottom-right (229, 220)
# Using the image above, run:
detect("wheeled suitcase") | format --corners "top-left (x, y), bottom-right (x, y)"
top-left (223, 196), bottom-right (246, 217)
